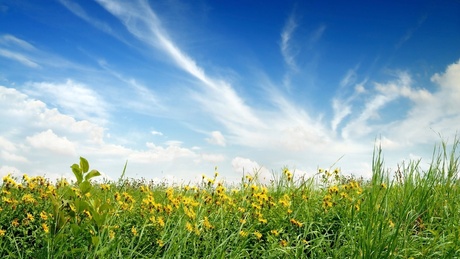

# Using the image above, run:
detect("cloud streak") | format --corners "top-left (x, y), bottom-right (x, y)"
top-left (280, 13), bottom-right (298, 71)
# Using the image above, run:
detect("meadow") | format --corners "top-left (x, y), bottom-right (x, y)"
top-left (1, 140), bottom-right (459, 258)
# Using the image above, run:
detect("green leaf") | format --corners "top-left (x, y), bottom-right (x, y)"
top-left (75, 199), bottom-right (90, 213)
top-left (80, 157), bottom-right (90, 174)
top-left (79, 181), bottom-right (92, 195)
top-left (85, 169), bottom-right (101, 182)
top-left (71, 164), bottom-right (83, 184)
top-left (70, 223), bottom-right (80, 235)
top-left (91, 236), bottom-right (100, 247)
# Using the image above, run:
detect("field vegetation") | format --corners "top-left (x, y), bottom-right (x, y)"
top-left (1, 140), bottom-right (459, 258)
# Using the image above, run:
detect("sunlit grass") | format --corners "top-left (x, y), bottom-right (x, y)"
top-left (0, 139), bottom-right (459, 258)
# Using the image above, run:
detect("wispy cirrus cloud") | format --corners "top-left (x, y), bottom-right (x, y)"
top-left (0, 48), bottom-right (39, 68)
top-left (58, 0), bottom-right (129, 44)
top-left (0, 34), bottom-right (36, 50)
top-left (280, 13), bottom-right (298, 72)
top-left (93, 0), bottom-right (265, 134)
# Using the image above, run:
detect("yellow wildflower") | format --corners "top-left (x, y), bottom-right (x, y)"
top-left (40, 211), bottom-right (48, 221)
top-left (389, 220), bottom-right (395, 228)
top-left (157, 217), bottom-right (165, 227)
top-left (0, 229), bottom-right (6, 236)
top-left (203, 217), bottom-right (214, 230)
top-left (11, 218), bottom-right (19, 227)
top-left (280, 239), bottom-right (288, 247)
top-left (109, 230), bottom-right (115, 239)
top-left (290, 218), bottom-right (303, 227)
top-left (258, 218), bottom-right (267, 224)
top-left (131, 226), bottom-right (138, 236)
top-left (42, 223), bottom-right (49, 233)
top-left (270, 229), bottom-right (280, 236)
top-left (186, 222), bottom-right (193, 232)
top-left (157, 239), bottom-right (164, 247)
top-left (27, 213), bottom-right (35, 222)
top-left (253, 231), bottom-right (262, 240)
top-left (239, 230), bottom-right (248, 237)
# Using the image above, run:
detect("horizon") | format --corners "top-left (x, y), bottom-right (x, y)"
top-left (1, 0), bottom-right (460, 183)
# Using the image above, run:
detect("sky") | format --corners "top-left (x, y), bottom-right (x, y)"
top-left (1, 0), bottom-right (460, 184)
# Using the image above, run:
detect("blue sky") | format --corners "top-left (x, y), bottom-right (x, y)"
top-left (1, 0), bottom-right (460, 183)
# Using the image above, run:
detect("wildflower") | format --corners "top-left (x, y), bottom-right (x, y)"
top-left (100, 184), bottom-right (111, 191)
top-left (203, 217), bottom-right (214, 230)
top-left (258, 218), bottom-right (267, 224)
top-left (380, 183), bottom-right (387, 189)
top-left (328, 186), bottom-right (339, 194)
top-left (186, 222), bottom-right (193, 232)
top-left (22, 174), bottom-right (30, 183)
top-left (83, 210), bottom-right (92, 219)
top-left (323, 199), bottom-right (333, 208)
top-left (21, 194), bottom-right (36, 204)
top-left (280, 240), bottom-right (288, 247)
top-left (0, 229), bottom-right (5, 236)
top-left (270, 229), bottom-right (280, 236)
top-left (290, 218), bottom-right (303, 227)
top-left (40, 211), bottom-right (48, 221)
top-left (253, 231), bottom-right (262, 240)
top-left (11, 218), bottom-right (19, 227)
top-left (157, 217), bottom-right (165, 227)
top-left (389, 220), bottom-right (395, 228)
top-left (239, 230), bottom-right (248, 237)
top-left (27, 213), bottom-right (35, 222)
top-left (109, 230), bottom-right (115, 239)
top-left (131, 226), bottom-right (138, 236)
top-left (157, 239), bottom-right (164, 247)
top-left (42, 223), bottom-right (49, 233)
top-left (283, 168), bottom-right (293, 181)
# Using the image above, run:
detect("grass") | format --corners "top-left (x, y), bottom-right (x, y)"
top-left (0, 139), bottom-right (459, 258)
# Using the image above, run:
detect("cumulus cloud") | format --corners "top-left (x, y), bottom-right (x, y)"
top-left (206, 131), bottom-right (226, 147)
top-left (231, 157), bottom-right (271, 182)
top-left (26, 129), bottom-right (77, 156)
top-left (27, 80), bottom-right (109, 123)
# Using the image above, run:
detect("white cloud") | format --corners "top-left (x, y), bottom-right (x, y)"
top-left (0, 151), bottom-right (28, 163)
top-left (280, 13), bottom-right (298, 71)
top-left (27, 80), bottom-right (109, 123)
top-left (331, 98), bottom-right (351, 133)
top-left (231, 157), bottom-right (271, 182)
top-left (199, 153), bottom-right (225, 163)
top-left (0, 34), bottom-right (36, 50)
top-left (129, 141), bottom-right (196, 163)
top-left (26, 129), bottom-right (77, 156)
top-left (0, 48), bottom-right (39, 68)
top-left (340, 68), bottom-right (358, 87)
top-left (94, 0), bottom-right (265, 140)
top-left (151, 130), bottom-right (163, 136)
top-left (206, 131), bottom-right (226, 147)
top-left (0, 166), bottom-right (23, 181)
